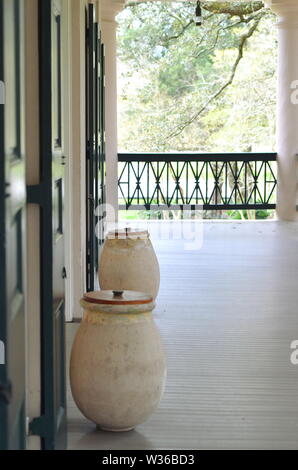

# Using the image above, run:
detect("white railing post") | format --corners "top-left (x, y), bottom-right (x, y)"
top-left (266, 0), bottom-right (298, 220)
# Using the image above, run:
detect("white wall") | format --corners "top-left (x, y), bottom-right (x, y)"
top-left (69, 0), bottom-right (89, 319)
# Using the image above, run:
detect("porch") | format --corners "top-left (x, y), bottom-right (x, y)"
top-left (1, 0), bottom-right (298, 452)
top-left (67, 220), bottom-right (298, 450)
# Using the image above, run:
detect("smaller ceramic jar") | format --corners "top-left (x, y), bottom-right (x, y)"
top-left (99, 228), bottom-right (160, 299)
top-left (70, 290), bottom-right (167, 432)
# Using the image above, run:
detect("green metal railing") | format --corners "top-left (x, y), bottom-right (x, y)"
top-left (118, 152), bottom-right (277, 211)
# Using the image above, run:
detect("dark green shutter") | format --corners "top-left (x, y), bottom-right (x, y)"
top-left (28, 0), bottom-right (67, 449)
top-left (0, 0), bottom-right (26, 451)
top-left (86, 3), bottom-right (106, 292)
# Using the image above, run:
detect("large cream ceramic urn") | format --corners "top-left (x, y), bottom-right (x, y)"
top-left (70, 290), bottom-right (167, 432)
top-left (99, 229), bottom-right (160, 299)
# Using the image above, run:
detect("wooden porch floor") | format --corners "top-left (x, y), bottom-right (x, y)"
top-left (67, 221), bottom-right (298, 450)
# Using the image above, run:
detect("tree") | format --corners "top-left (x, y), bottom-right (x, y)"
top-left (117, 1), bottom-right (276, 153)
top-left (117, 1), bottom-right (277, 220)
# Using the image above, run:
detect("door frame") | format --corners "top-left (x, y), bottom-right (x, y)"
top-left (27, 0), bottom-right (67, 449)
top-left (62, 0), bottom-right (74, 322)
top-left (25, 0), bottom-right (87, 450)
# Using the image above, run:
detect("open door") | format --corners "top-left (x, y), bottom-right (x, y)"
top-left (86, 3), bottom-right (106, 292)
top-left (28, 0), bottom-right (67, 450)
top-left (0, 0), bottom-right (26, 450)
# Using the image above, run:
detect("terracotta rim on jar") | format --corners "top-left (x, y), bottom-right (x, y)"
top-left (83, 290), bottom-right (153, 306)
top-left (106, 227), bottom-right (149, 240)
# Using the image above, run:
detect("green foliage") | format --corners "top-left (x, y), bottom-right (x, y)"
top-left (227, 209), bottom-right (274, 220)
top-left (117, 1), bottom-right (277, 154)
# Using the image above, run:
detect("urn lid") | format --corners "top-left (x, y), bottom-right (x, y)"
top-left (106, 227), bottom-right (149, 240)
top-left (83, 290), bottom-right (153, 306)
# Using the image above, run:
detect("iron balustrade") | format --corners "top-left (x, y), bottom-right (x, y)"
top-left (118, 152), bottom-right (277, 211)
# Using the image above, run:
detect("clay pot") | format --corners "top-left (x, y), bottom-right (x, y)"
top-left (70, 290), bottom-right (167, 432)
top-left (98, 229), bottom-right (160, 299)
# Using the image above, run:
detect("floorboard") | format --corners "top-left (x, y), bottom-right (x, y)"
top-left (67, 221), bottom-right (298, 450)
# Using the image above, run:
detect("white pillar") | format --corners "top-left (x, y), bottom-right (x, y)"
top-left (101, 1), bottom-right (125, 223)
top-left (266, 0), bottom-right (298, 220)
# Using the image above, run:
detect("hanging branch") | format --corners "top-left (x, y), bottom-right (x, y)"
top-left (201, 1), bottom-right (265, 17)
top-left (166, 13), bottom-right (265, 140)
top-left (127, 1), bottom-right (265, 17)
top-left (164, 20), bottom-right (193, 42)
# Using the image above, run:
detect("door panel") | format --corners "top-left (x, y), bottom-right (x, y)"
top-left (45, 0), bottom-right (66, 449)
top-left (28, 0), bottom-right (66, 450)
top-left (99, 40), bottom-right (106, 250)
top-left (86, 4), bottom-right (106, 292)
top-left (0, 0), bottom-right (26, 450)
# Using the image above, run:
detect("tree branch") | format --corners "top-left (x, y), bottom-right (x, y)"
top-left (201, 1), bottom-right (265, 18)
top-left (164, 20), bottom-right (193, 42)
top-left (167, 13), bottom-right (264, 140)
top-left (127, 1), bottom-right (265, 17)
top-left (194, 9), bottom-right (266, 59)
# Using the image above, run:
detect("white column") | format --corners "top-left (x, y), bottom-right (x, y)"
top-left (266, 0), bottom-right (298, 220)
top-left (101, 1), bottom-right (125, 223)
